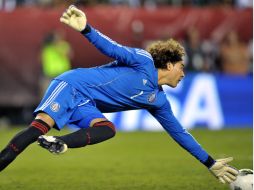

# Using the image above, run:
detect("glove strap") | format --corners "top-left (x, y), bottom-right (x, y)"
top-left (81, 24), bottom-right (91, 35)
top-left (204, 155), bottom-right (215, 168)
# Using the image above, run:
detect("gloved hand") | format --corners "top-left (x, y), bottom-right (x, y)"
top-left (209, 157), bottom-right (239, 184)
top-left (60, 5), bottom-right (87, 32)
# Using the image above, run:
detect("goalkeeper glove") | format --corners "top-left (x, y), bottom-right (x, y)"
top-left (60, 5), bottom-right (87, 32)
top-left (209, 157), bottom-right (239, 184)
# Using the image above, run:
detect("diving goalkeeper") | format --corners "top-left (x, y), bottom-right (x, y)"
top-left (0, 5), bottom-right (238, 184)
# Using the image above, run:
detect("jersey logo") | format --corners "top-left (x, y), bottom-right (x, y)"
top-left (147, 93), bottom-right (156, 103)
top-left (50, 102), bottom-right (60, 112)
top-left (130, 91), bottom-right (144, 99)
top-left (143, 79), bottom-right (147, 85)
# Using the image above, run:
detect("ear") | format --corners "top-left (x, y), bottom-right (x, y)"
top-left (167, 62), bottom-right (173, 71)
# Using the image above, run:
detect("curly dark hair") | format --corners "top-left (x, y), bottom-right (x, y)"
top-left (146, 39), bottom-right (185, 69)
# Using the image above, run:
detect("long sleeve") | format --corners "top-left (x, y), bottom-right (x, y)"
top-left (149, 101), bottom-right (212, 165)
top-left (81, 25), bottom-right (153, 70)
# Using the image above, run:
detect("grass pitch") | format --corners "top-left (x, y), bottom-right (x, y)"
top-left (0, 128), bottom-right (252, 190)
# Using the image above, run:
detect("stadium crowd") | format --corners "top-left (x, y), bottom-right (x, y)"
top-left (181, 27), bottom-right (252, 75)
top-left (0, 1), bottom-right (252, 93)
top-left (0, 0), bottom-right (252, 75)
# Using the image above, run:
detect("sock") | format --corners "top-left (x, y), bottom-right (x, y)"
top-left (58, 121), bottom-right (116, 148)
top-left (0, 119), bottom-right (50, 171)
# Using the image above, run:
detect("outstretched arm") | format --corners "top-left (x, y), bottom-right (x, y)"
top-left (60, 5), bottom-right (153, 69)
top-left (149, 101), bottom-right (238, 184)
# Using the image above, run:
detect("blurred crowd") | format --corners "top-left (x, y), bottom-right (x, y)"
top-left (0, 0), bottom-right (253, 10)
top-left (181, 27), bottom-right (252, 75)
top-left (39, 26), bottom-right (253, 76)
top-left (0, 0), bottom-right (253, 75)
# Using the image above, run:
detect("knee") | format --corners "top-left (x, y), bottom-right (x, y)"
top-left (35, 112), bottom-right (55, 128)
top-left (93, 121), bottom-right (116, 138)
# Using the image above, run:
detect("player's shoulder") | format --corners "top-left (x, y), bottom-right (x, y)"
top-left (134, 48), bottom-right (153, 62)
top-left (132, 48), bottom-right (156, 76)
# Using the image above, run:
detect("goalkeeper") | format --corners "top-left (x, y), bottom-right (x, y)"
top-left (0, 5), bottom-right (238, 184)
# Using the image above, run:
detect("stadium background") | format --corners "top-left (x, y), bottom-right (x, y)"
top-left (0, 1), bottom-right (252, 190)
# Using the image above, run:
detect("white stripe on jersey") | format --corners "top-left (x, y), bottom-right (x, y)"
top-left (78, 100), bottom-right (90, 107)
top-left (130, 90), bottom-right (144, 99)
top-left (39, 81), bottom-right (67, 111)
top-left (97, 31), bottom-right (115, 43)
top-left (96, 30), bottom-right (123, 47)
top-left (123, 46), bottom-right (132, 53)
top-left (136, 49), bottom-right (150, 55)
top-left (136, 52), bottom-right (153, 61)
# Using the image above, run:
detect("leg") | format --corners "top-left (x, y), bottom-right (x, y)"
top-left (38, 118), bottom-right (116, 154)
top-left (60, 118), bottom-right (116, 147)
top-left (0, 113), bottom-right (54, 171)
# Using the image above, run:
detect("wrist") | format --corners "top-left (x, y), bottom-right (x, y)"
top-left (81, 24), bottom-right (91, 35)
top-left (204, 155), bottom-right (216, 168)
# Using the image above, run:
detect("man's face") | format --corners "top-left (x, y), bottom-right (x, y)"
top-left (167, 61), bottom-right (185, 88)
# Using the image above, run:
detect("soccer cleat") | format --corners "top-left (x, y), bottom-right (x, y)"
top-left (37, 135), bottom-right (68, 154)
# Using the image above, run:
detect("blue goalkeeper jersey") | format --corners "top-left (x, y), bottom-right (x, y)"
top-left (56, 25), bottom-right (210, 164)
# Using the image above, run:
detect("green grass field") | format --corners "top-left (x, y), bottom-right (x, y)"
top-left (0, 128), bottom-right (252, 190)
